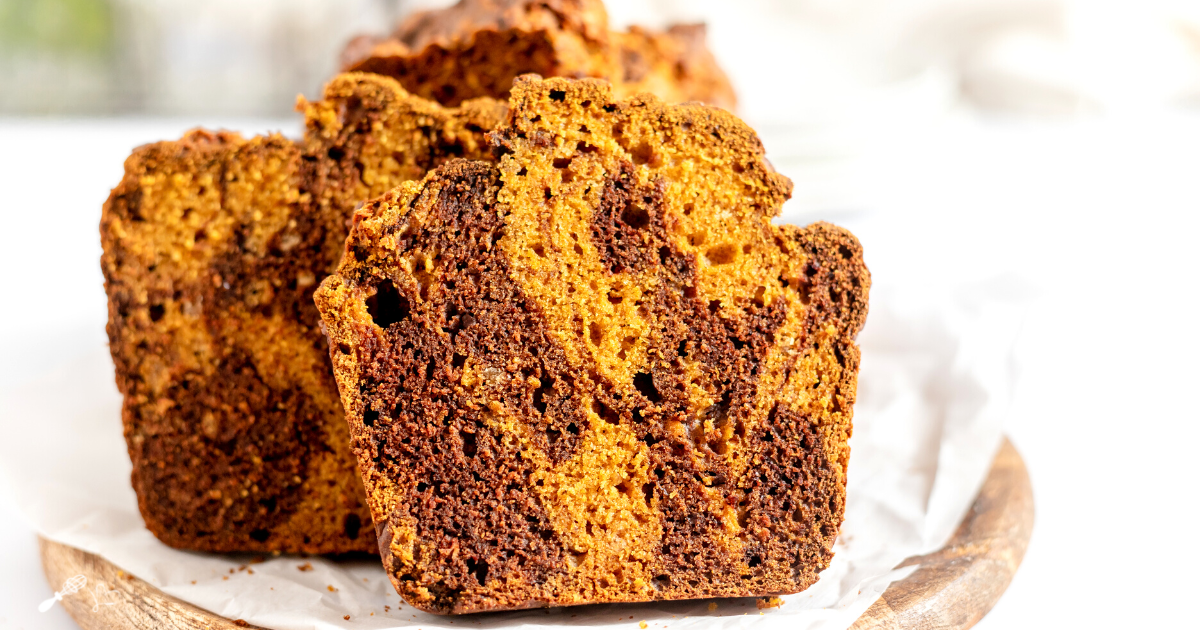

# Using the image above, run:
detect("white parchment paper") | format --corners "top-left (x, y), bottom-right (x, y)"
top-left (0, 250), bottom-right (1024, 629)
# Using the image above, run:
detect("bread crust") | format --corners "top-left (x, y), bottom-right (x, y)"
top-left (341, 0), bottom-right (736, 110)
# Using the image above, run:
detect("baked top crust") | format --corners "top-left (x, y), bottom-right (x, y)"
top-left (341, 0), bottom-right (735, 110)
top-left (316, 76), bottom-right (869, 612)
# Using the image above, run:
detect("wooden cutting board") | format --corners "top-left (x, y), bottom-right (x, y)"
top-left (39, 438), bottom-right (1032, 630)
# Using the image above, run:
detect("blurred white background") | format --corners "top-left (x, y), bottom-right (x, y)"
top-left (2, 0), bottom-right (1199, 628)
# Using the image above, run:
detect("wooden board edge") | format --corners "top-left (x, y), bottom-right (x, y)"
top-left (38, 536), bottom-right (267, 629)
top-left (850, 437), bottom-right (1035, 630)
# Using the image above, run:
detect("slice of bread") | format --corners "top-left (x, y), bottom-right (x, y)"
top-left (341, 0), bottom-right (735, 110)
top-left (100, 74), bottom-right (505, 554)
top-left (315, 75), bottom-right (869, 612)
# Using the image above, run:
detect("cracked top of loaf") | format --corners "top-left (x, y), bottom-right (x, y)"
top-left (340, 0), bottom-right (735, 110)
top-left (316, 75), bottom-right (868, 613)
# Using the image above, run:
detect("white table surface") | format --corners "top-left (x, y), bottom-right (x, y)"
top-left (2, 110), bottom-right (1197, 629)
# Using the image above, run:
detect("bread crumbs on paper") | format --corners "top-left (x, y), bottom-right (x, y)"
top-left (757, 596), bottom-right (783, 609)
top-left (298, 562), bottom-right (313, 572)
top-left (328, 585), bottom-right (337, 592)
top-left (639, 622), bottom-right (648, 629)
top-left (344, 615), bottom-right (351, 621)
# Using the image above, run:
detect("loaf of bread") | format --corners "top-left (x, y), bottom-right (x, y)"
top-left (315, 76), bottom-right (869, 612)
top-left (341, 0), bottom-right (736, 110)
top-left (100, 74), bottom-right (506, 554)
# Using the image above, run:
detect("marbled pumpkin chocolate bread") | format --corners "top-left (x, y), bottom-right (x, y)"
top-left (315, 76), bottom-right (869, 612)
top-left (341, 0), bottom-right (736, 110)
top-left (100, 73), bottom-right (505, 554)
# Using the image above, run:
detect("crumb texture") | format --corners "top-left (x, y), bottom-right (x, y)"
top-left (342, 0), bottom-right (735, 110)
top-left (100, 73), bottom-right (505, 553)
top-left (316, 76), bottom-right (869, 612)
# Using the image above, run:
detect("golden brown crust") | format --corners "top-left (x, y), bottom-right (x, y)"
top-left (341, 0), bottom-right (735, 110)
top-left (100, 74), bottom-right (506, 554)
top-left (390, 0), bottom-right (610, 53)
top-left (615, 24), bottom-right (737, 111)
top-left (342, 0), bottom-right (614, 107)
top-left (315, 76), bottom-right (868, 612)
